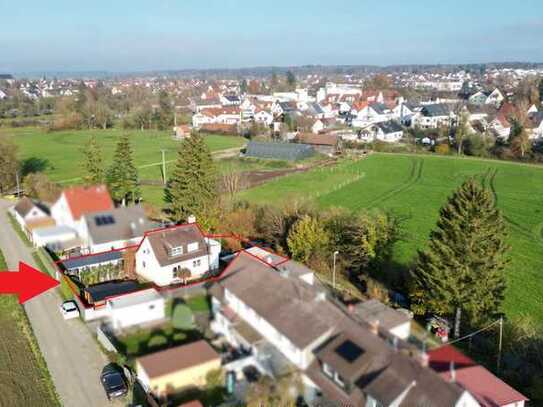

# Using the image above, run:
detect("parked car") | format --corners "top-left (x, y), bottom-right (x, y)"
top-left (59, 300), bottom-right (79, 320)
top-left (100, 364), bottom-right (128, 400)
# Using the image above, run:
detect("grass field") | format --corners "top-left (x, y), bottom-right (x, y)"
top-left (0, 127), bottom-right (246, 204)
top-left (0, 250), bottom-right (60, 407)
top-left (240, 153), bottom-right (543, 324)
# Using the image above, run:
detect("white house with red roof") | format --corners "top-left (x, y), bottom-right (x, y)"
top-left (428, 345), bottom-right (528, 407)
top-left (51, 185), bottom-right (114, 229)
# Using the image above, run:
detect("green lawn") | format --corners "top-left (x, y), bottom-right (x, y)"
top-left (240, 153), bottom-right (543, 325)
top-left (0, 250), bottom-right (60, 406)
top-left (1, 127), bottom-right (246, 202)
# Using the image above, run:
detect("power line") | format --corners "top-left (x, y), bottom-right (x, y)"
top-left (437, 319), bottom-right (501, 347)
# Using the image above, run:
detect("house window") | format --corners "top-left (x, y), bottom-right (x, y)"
top-left (334, 373), bottom-right (345, 388)
top-left (187, 242), bottom-right (199, 252)
top-left (193, 259), bottom-right (201, 268)
top-left (366, 396), bottom-right (384, 407)
top-left (142, 261), bottom-right (146, 269)
top-left (322, 363), bottom-right (333, 378)
top-left (149, 304), bottom-right (155, 310)
top-left (170, 246), bottom-right (183, 257)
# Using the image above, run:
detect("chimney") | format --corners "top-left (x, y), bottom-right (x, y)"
top-left (369, 319), bottom-right (379, 335)
top-left (419, 352), bottom-right (429, 367)
top-left (449, 361), bottom-right (456, 383)
top-left (187, 215), bottom-right (196, 224)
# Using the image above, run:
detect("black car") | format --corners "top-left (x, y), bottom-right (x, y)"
top-left (100, 364), bottom-right (128, 400)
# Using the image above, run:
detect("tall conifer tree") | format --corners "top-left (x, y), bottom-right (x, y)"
top-left (410, 178), bottom-right (509, 337)
top-left (82, 136), bottom-right (104, 185)
top-left (164, 133), bottom-right (217, 226)
top-left (106, 134), bottom-right (139, 205)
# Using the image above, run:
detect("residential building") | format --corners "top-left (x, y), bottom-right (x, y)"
top-left (78, 205), bottom-right (153, 254)
top-left (11, 197), bottom-right (55, 240)
top-left (412, 104), bottom-right (455, 129)
top-left (135, 223), bottom-right (221, 287)
top-left (428, 345), bottom-right (528, 407)
top-left (209, 251), bottom-right (481, 406)
top-left (51, 185), bottom-right (114, 229)
top-left (136, 340), bottom-right (221, 396)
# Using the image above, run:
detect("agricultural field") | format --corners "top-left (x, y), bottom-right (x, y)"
top-left (240, 153), bottom-right (543, 325)
top-left (0, 250), bottom-right (60, 407)
top-left (0, 127), bottom-right (247, 203)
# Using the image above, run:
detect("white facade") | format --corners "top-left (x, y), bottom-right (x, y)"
top-left (107, 289), bottom-right (165, 331)
top-left (135, 237), bottom-right (220, 287)
top-left (51, 194), bottom-right (78, 228)
top-left (254, 110), bottom-right (273, 125)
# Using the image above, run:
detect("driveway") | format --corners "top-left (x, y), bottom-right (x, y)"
top-left (0, 199), bottom-right (117, 407)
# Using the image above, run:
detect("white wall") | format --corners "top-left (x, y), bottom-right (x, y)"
top-left (108, 297), bottom-right (165, 330)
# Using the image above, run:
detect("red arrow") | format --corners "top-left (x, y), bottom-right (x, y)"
top-left (0, 262), bottom-right (59, 304)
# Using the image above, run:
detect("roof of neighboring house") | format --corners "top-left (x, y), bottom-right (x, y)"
top-left (25, 217), bottom-right (56, 231)
top-left (83, 205), bottom-right (152, 245)
top-left (527, 111), bottom-right (543, 129)
top-left (211, 251), bottom-right (476, 407)
top-left (369, 103), bottom-right (389, 115)
top-left (428, 345), bottom-right (528, 407)
top-left (296, 133), bottom-right (338, 147)
top-left (495, 102), bottom-right (516, 127)
top-left (84, 280), bottom-right (141, 303)
top-left (136, 340), bottom-right (220, 379)
top-left (62, 185), bottom-right (114, 221)
top-left (61, 250), bottom-right (123, 271)
top-left (214, 251), bottom-right (341, 349)
top-left (352, 299), bottom-right (410, 331)
top-left (14, 197), bottom-right (50, 218)
top-left (33, 225), bottom-right (77, 239)
top-left (107, 288), bottom-right (162, 309)
top-left (143, 224), bottom-right (209, 267)
top-left (376, 120), bottom-right (403, 134)
top-left (422, 104), bottom-right (453, 117)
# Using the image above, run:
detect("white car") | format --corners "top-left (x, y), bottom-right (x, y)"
top-left (60, 300), bottom-right (80, 320)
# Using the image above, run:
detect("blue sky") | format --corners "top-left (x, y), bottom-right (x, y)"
top-left (1, 0), bottom-right (542, 72)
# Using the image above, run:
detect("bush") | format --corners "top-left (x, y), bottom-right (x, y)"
top-left (171, 304), bottom-right (195, 330)
top-left (435, 143), bottom-right (450, 155)
top-left (147, 335), bottom-right (167, 348)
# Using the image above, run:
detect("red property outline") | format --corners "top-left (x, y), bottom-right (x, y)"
top-left (53, 222), bottom-right (290, 309)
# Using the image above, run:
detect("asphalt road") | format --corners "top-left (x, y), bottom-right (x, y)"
top-left (0, 199), bottom-right (115, 407)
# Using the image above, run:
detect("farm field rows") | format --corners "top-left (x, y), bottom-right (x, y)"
top-left (0, 250), bottom-right (59, 407)
top-left (240, 153), bottom-right (543, 324)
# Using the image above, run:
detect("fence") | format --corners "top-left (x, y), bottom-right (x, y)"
top-left (96, 324), bottom-right (118, 353)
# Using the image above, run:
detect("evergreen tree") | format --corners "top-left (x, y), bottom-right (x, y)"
top-left (286, 71), bottom-right (296, 90)
top-left (82, 136), bottom-right (104, 185)
top-left (240, 79), bottom-right (248, 94)
top-left (164, 133), bottom-right (217, 226)
top-left (106, 134), bottom-right (139, 205)
top-left (410, 178), bottom-right (509, 337)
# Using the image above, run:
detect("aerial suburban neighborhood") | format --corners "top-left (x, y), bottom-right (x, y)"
top-left (1, 1), bottom-right (543, 407)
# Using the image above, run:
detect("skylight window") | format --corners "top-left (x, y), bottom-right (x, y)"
top-left (335, 340), bottom-right (363, 363)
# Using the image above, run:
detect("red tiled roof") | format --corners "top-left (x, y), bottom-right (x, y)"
top-left (428, 346), bottom-right (528, 407)
top-left (63, 185), bottom-right (114, 221)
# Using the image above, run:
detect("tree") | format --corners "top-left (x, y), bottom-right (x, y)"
top-left (454, 111), bottom-right (469, 155)
top-left (164, 133), bottom-right (218, 226)
top-left (155, 90), bottom-right (173, 130)
top-left (287, 215), bottom-right (329, 263)
top-left (286, 71), bottom-right (296, 90)
top-left (246, 373), bottom-right (301, 407)
top-left (0, 135), bottom-right (19, 194)
top-left (240, 79), bottom-right (248, 94)
top-left (106, 134), bottom-right (139, 205)
top-left (22, 173), bottom-right (61, 202)
top-left (410, 179), bottom-right (509, 337)
top-left (82, 136), bottom-right (104, 185)
top-left (539, 78), bottom-right (543, 103)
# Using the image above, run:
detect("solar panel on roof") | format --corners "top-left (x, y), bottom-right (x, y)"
top-left (335, 340), bottom-right (363, 363)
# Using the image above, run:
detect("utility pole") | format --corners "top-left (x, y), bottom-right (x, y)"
top-left (497, 316), bottom-right (503, 374)
top-left (15, 170), bottom-right (20, 197)
top-left (332, 251), bottom-right (339, 293)
top-left (161, 150), bottom-right (167, 185)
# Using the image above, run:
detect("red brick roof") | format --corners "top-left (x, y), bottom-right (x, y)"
top-left (63, 185), bottom-right (113, 221)
top-left (428, 345), bottom-right (528, 407)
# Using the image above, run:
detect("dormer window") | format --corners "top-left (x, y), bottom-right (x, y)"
top-left (187, 242), bottom-right (199, 252)
top-left (170, 246), bottom-right (183, 257)
top-left (322, 362), bottom-right (333, 378)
